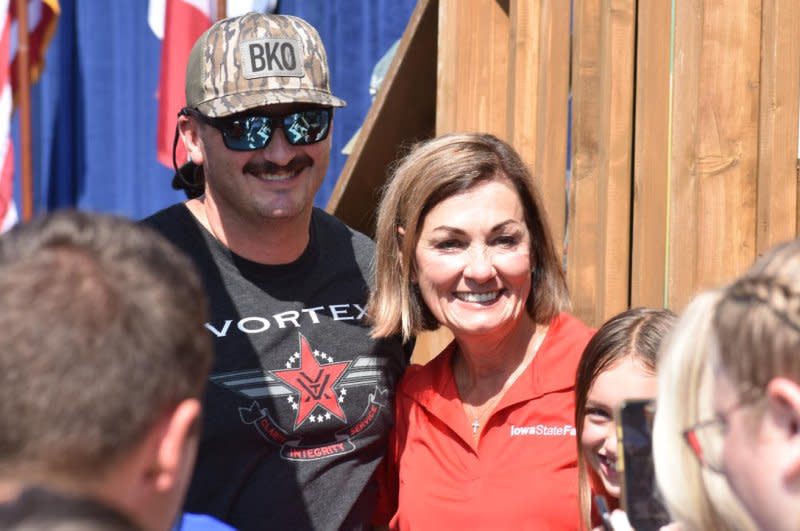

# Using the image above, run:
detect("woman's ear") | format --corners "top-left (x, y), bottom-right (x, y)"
top-left (766, 378), bottom-right (800, 481)
top-left (178, 115), bottom-right (205, 166)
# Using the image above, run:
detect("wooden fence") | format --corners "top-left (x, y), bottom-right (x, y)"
top-left (328, 0), bottom-right (800, 362)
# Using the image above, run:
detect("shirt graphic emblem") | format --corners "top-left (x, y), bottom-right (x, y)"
top-left (210, 332), bottom-right (390, 461)
top-left (271, 333), bottom-right (350, 428)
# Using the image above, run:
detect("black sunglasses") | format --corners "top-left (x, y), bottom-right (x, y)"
top-left (179, 107), bottom-right (332, 151)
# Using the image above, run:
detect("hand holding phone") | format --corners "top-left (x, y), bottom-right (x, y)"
top-left (594, 495), bottom-right (614, 531)
top-left (592, 499), bottom-right (637, 531)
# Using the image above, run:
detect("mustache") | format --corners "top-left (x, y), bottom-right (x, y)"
top-left (243, 155), bottom-right (313, 175)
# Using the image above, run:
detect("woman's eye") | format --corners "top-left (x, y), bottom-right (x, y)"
top-left (585, 407), bottom-right (612, 421)
top-left (493, 235), bottom-right (519, 247)
top-left (433, 239), bottom-right (465, 250)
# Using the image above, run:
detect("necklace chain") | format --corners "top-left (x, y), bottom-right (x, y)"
top-left (464, 394), bottom-right (504, 435)
top-left (457, 324), bottom-right (549, 438)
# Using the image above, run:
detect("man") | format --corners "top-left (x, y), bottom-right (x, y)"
top-left (144, 13), bottom-right (408, 530)
top-left (0, 211), bottom-right (213, 530)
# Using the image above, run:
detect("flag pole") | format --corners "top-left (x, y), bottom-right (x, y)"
top-left (15, 0), bottom-right (33, 221)
top-left (216, 0), bottom-right (226, 20)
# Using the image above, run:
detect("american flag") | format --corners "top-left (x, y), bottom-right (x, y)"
top-left (0, 0), bottom-right (59, 231)
top-left (150, 0), bottom-right (216, 169)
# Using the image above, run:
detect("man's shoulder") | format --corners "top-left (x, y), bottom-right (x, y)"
top-left (312, 208), bottom-right (375, 253)
top-left (312, 208), bottom-right (372, 239)
top-left (140, 203), bottom-right (198, 247)
top-left (141, 203), bottom-right (191, 230)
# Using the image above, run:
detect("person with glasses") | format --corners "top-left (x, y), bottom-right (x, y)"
top-left (651, 291), bottom-right (755, 531)
top-left (689, 239), bottom-right (800, 531)
top-left (144, 12), bottom-right (408, 531)
top-left (574, 307), bottom-right (676, 530)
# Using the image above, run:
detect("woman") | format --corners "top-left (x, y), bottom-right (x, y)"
top-left (574, 307), bottom-right (676, 530)
top-left (674, 240), bottom-right (800, 531)
top-left (652, 291), bottom-right (755, 531)
top-left (370, 133), bottom-right (594, 529)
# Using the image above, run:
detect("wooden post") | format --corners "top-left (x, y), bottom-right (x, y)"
top-left (217, 0), bottom-right (226, 19)
top-left (630, 0), bottom-right (672, 308)
top-left (567, 0), bottom-right (636, 326)
top-left (327, 0), bottom-right (438, 237)
top-left (507, 0), bottom-right (570, 257)
top-left (436, 0), bottom-right (510, 137)
top-left (756, 0), bottom-right (800, 252)
top-left (668, 0), bottom-right (762, 309)
top-left (15, 0), bottom-right (33, 221)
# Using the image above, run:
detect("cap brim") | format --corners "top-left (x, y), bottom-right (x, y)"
top-left (197, 88), bottom-right (346, 118)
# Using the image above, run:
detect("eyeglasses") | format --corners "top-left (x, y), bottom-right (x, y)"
top-left (682, 393), bottom-right (763, 473)
top-left (179, 107), bottom-right (332, 151)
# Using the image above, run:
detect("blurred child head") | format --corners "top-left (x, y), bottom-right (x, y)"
top-left (708, 240), bottom-right (800, 531)
top-left (653, 290), bottom-right (755, 531)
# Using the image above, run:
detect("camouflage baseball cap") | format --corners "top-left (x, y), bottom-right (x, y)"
top-left (185, 12), bottom-right (346, 117)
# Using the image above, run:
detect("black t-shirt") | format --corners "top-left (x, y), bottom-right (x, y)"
top-left (144, 205), bottom-right (408, 531)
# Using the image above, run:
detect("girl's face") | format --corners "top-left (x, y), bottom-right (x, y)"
top-left (580, 356), bottom-right (657, 498)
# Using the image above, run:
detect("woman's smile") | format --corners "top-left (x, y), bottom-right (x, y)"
top-left (452, 290), bottom-right (503, 303)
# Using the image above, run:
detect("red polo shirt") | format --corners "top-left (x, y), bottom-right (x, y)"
top-left (376, 313), bottom-right (593, 530)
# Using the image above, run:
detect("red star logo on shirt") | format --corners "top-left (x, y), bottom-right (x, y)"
top-left (271, 334), bottom-right (350, 429)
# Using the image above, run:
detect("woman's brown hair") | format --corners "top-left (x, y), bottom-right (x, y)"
top-left (369, 132), bottom-right (569, 341)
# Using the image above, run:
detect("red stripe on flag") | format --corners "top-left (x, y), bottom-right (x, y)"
top-left (0, 2), bottom-right (13, 226)
top-left (0, 5), bottom-right (11, 89)
top-left (156, 0), bottom-right (212, 168)
top-left (0, 139), bottom-right (15, 226)
top-left (1, 0), bottom-right (59, 229)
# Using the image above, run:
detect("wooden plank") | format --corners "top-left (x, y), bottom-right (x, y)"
top-left (508, 0), bottom-right (570, 258)
top-left (630, 0), bottom-right (672, 308)
top-left (568, 0), bottom-right (602, 325)
top-left (597, 0), bottom-right (635, 319)
top-left (668, 0), bottom-right (761, 309)
top-left (567, 0), bottom-right (635, 326)
top-left (667, 0), bottom-right (702, 308)
top-left (756, 0), bottom-right (800, 252)
top-left (326, 0), bottom-right (438, 237)
top-left (436, 0), bottom-right (510, 137)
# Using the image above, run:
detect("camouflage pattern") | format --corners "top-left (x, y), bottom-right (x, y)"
top-left (186, 13), bottom-right (346, 117)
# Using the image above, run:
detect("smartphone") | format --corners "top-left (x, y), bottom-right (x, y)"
top-left (594, 495), bottom-right (614, 531)
top-left (615, 399), bottom-right (670, 531)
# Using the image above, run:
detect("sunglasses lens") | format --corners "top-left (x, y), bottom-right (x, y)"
top-left (221, 116), bottom-right (272, 151)
top-left (218, 109), bottom-right (331, 151)
top-left (283, 109), bottom-right (331, 145)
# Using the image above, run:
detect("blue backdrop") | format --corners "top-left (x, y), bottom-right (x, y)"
top-left (13, 0), bottom-right (417, 221)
